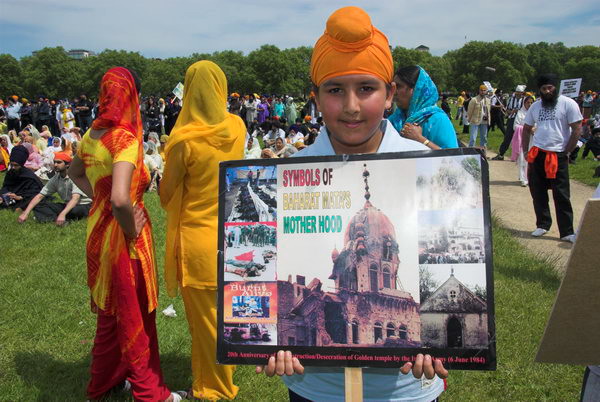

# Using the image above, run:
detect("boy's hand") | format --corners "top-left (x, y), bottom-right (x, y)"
top-left (400, 354), bottom-right (448, 380)
top-left (255, 350), bottom-right (304, 376)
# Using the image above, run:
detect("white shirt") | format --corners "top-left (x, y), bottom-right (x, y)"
top-left (524, 95), bottom-right (583, 152)
top-left (265, 128), bottom-right (285, 142)
top-left (513, 107), bottom-right (528, 128)
top-left (40, 173), bottom-right (91, 204)
top-left (288, 131), bottom-right (305, 144)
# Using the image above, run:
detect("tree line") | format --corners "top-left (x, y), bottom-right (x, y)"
top-left (1, 41), bottom-right (598, 100)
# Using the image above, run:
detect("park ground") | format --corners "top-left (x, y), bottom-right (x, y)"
top-left (0, 111), bottom-right (597, 400)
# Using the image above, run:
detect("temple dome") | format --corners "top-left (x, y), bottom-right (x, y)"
top-left (343, 200), bottom-right (397, 245)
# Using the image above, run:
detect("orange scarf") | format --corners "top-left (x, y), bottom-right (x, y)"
top-left (527, 146), bottom-right (558, 179)
top-left (92, 68), bottom-right (141, 138)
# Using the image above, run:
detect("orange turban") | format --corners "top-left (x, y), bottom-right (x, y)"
top-left (479, 84), bottom-right (488, 91)
top-left (53, 152), bottom-right (73, 163)
top-left (310, 6), bottom-right (393, 87)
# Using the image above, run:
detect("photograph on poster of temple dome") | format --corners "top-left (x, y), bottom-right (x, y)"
top-left (419, 265), bottom-right (488, 349)
top-left (418, 209), bottom-right (485, 264)
top-left (416, 156), bottom-right (483, 210)
top-left (225, 166), bottom-right (277, 223)
top-left (277, 163), bottom-right (421, 347)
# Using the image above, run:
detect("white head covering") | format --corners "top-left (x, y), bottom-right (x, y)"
top-left (515, 85), bottom-right (526, 93)
top-left (148, 132), bottom-right (160, 144)
top-left (0, 134), bottom-right (14, 152)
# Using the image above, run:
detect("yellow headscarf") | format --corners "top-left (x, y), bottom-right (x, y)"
top-left (162, 60), bottom-right (245, 296)
top-left (165, 60), bottom-right (244, 153)
top-left (310, 6), bottom-right (393, 86)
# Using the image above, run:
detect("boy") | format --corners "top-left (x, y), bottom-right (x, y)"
top-left (17, 152), bottom-right (91, 225)
top-left (256, 6), bottom-right (447, 401)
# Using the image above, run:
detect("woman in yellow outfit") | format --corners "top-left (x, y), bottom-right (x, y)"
top-left (159, 60), bottom-right (246, 400)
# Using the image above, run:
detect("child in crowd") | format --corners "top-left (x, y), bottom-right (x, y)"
top-left (256, 6), bottom-right (448, 402)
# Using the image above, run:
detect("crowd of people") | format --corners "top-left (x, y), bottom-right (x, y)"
top-left (0, 4), bottom-right (598, 401)
top-left (452, 84), bottom-right (600, 169)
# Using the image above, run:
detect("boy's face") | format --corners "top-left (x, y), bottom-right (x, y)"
top-left (315, 74), bottom-right (394, 153)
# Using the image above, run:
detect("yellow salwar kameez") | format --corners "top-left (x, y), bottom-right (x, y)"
top-left (160, 60), bottom-right (245, 400)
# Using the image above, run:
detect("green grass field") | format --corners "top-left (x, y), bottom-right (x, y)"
top-left (0, 167), bottom-right (585, 401)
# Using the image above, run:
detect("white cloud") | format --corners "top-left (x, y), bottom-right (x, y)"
top-left (1, 0), bottom-right (598, 58)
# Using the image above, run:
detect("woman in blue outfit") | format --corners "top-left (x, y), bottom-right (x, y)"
top-left (388, 66), bottom-right (458, 149)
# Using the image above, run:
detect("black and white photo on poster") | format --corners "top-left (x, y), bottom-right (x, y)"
top-left (224, 222), bottom-right (277, 281)
top-left (419, 264), bottom-right (489, 349)
top-left (418, 209), bottom-right (485, 264)
top-left (224, 166), bottom-right (277, 223)
top-left (416, 155), bottom-right (483, 210)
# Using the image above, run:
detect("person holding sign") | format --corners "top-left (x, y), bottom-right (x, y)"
top-left (255, 6), bottom-right (448, 401)
top-left (160, 60), bottom-right (246, 400)
top-left (522, 74), bottom-right (582, 243)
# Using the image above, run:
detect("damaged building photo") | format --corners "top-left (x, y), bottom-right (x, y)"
top-left (419, 268), bottom-right (488, 349)
top-left (277, 165), bottom-right (421, 348)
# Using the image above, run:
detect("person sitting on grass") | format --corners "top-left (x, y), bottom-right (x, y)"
top-left (255, 6), bottom-right (448, 402)
top-left (264, 121), bottom-right (286, 147)
top-left (245, 136), bottom-right (262, 159)
top-left (287, 128), bottom-right (305, 145)
top-left (582, 128), bottom-right (600, 160)
top-left (48, 136), bottom-right (62, 153)
top-left (17, 152), bottom-right (91, 225)
top-left (272, 137), bottom-right (297, 158)
top-left (144, 141), bottom-right (162, 191)
top-left (0, 134), bottom-right (12, 172)
top-left (0, 145), bottom-right (43, 210)
top-left (21, 142), bottom-right (43, 171)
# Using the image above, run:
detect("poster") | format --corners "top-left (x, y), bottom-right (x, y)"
top-left (536, 199), bottom-right (600, 365)
top-left (217, 149), bottom-right (496, 370)
top-left (172, 82), bottom-right (184, 100)
top-left (559, 78), bottom-right (582, 98)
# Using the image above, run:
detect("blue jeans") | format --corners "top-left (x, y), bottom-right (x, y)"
top-left (469, 123), bottom-right (488, 147)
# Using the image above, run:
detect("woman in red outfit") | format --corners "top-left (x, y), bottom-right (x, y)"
top-left (69, 67), bottom-right (181, 402)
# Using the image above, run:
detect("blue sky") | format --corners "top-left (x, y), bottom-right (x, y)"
top-left (1, 0), bottom-right (599, 59)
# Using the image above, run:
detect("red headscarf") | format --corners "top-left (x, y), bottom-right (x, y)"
top-left (91, 67), bottom-right (142, 140)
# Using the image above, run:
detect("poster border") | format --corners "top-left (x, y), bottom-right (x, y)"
top-left (217, 148), bottom-right (496, 370)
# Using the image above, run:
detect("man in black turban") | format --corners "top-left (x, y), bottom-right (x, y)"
top-left (0, 145), bottom-right (43, 210)
top-left (537, 74), bottom-right (559, 108)
top-left (520, 74), bottom-right (583, 243)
